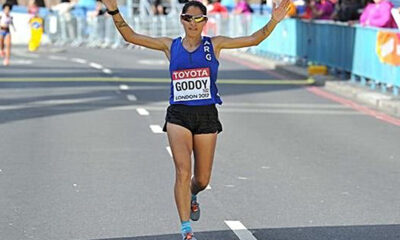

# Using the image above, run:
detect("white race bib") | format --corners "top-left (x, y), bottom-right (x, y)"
top-left (172, 68), bottom-right (212, 102)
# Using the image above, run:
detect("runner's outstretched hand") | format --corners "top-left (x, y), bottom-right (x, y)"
top-left (271, 0), bottom-right (291, 22)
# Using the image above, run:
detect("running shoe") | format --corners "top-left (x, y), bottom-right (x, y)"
top-left (182, 232), bottom-right (196, 240)
top-left (190, 200), bottom-right (200, 221)
top-left (3, 58), bottom-right (9, 66)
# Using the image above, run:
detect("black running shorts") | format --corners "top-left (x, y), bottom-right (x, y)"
top-left (163, 104), bottom-right (223, 134)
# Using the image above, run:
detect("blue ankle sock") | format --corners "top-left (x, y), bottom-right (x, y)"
top-left (191, 194), bottom-right (197, 202)
top-left (181, 221), bottom-right (192, 234)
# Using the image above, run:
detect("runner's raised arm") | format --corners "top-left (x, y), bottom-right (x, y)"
top-left (101, 0), bottom-right (172, 57)
top-left (212, 0), bottom-right (290, 55)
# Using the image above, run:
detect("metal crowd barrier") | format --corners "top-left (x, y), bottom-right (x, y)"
top-left (250, 17), bottom-right (400, 95)
top-left (44, 12), bottom-right (253, 47)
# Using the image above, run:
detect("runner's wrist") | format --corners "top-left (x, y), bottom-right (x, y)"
top-left (106, 7), bottom-right (119, 14)
top-left (270, 17), bottom-right (278, 24)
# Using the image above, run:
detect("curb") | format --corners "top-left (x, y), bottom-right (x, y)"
top-left (224, 50), bottom-right (400, 118)
top-left (324, 81), bottom-right (400, 118)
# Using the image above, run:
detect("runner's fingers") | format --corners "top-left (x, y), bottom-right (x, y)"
top-left (282, 0), bottom-right (290, 9)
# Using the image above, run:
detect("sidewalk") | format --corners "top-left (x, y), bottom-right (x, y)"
top-left (225, 50), bottom-right (400, 118)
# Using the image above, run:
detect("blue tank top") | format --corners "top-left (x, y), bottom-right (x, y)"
top-left (169, 36), bottom-right (222, 106)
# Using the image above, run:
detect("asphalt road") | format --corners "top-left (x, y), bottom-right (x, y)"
top-left (0, 46), bottom-right (399, 240)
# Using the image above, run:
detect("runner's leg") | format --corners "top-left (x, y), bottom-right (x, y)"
top-left (0, 35), bottom-right (4, 57)
top-left (166, 123), bottom-right (193, 223)
top-left (4, 34), bottom-right (11, 65)
top-left (192, 133), bottom-right (217, 195)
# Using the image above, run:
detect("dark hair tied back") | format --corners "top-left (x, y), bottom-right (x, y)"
top-left (181, 1), bottom-right (207, 15)
top-left (2, 2), bottom-right (13, 10)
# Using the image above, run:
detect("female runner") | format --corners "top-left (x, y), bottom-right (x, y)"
top-left (0, 3), bottom-right (15, 66)
top-left (99, 0), bottom-right (289, 239)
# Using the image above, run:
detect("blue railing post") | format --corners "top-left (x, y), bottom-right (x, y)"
top-left (393, 86), bottom-right (399, 96)
top-left (350, 74), bottom-right (357, 83)
top-left (381, 83), bottom-right (387, 93)
top-left (361, 77), bottom-right (367, 86)
top-left (370, 80), bottom-right (376, 90)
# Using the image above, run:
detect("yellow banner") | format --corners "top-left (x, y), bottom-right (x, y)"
top-left (376, 31), bottom-right (400, 66)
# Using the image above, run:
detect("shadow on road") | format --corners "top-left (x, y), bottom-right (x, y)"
top-left (0, 81), bottom-right (311, 125)
top-left (94, 224), bottom-right (400, 240)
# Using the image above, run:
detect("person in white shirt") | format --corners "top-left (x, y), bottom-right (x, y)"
top-left (0, 3), bottom-right (15, 66)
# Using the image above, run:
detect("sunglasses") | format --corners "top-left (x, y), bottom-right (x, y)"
top-left (181, 14), bottom-right (208, 23)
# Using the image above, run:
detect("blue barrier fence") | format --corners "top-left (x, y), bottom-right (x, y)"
top-left (250, 17), bottom-right (400, 94)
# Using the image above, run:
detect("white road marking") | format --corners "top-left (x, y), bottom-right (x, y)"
top-left (49, 55), bottom-right (67, 61)
top-left (150, 125), bottom-right (163, 133)
top-left (0, 106), bottom-right (25, 110)
top-left (238, 177), bottom-right (248, 180)
top-left (89, 62), bottom-right (103, 69)
top-left (119, 85), bottom-right (129, 90)
top-left (206, 185), bottom-right (212, 190)
top-left (14, 51), bottom-right (39, 58)
top-left (127, 95), bottom-right (137, 101)
top-left (70, 58), bottom-right (113, 75)
top-left (225, 221), bottom-right (258, 240)
top-left (136, 108), bottom-right (149, 116)
top-left (138, 59), bottom-right (168, 65)
top-left (103, 69), bottom-right (112, 74)
top-left (9, 60), bottom-right (33, 65)
top-left (48, 55), bottom-right (67, 61)
top-left (225, 185), bottom-right (235, 188)
top-left (166, 146), bottom-right (172, 157)
top-left (70, 58), bottom-right (87, 64)
top-left (261, 166), bottom-right (271, 169)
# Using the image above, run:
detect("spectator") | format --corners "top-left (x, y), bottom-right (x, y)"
top-left (234, 0), bottom-right (253, 14)
top-left (152, 0), bottom-right (165, 15)
top-left (333, 0), bottom-right (362, 22)
top-left (28, 5), bottom-right (43, 52)
top-left (360, 0), bottom-right (397, 28)
top-left (205, 0), bottom-right (228, 14)
top-left (202, 0), bottom-right (228, 35)
top-left (260, 0), bottom-right (267, 14)
top-left (28, 0), bottom-right (39, 15)
top-left (298, 0), bottom-right (313, 19)
top-left (310, 0), bottom-right (335, 19)
top-left (221, 0), bottom-right (235, 11)
top-left (51, 0), bottom-right (77, 41)
top-left (88, 0), bottom-right (106, 17)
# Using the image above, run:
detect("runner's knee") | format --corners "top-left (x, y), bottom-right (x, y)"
top-left (193, 177), bottom-right (209, 190)
top-left (175, 168), bottom-right (191, 184)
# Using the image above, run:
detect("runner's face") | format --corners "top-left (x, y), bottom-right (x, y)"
top-left (181, 6), bottom-right (207, 37)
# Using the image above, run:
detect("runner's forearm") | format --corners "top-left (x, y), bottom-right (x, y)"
top-left (111, 13), bottom-right (135, 42)
top-left (250, 18), bottom-right (278, 45)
